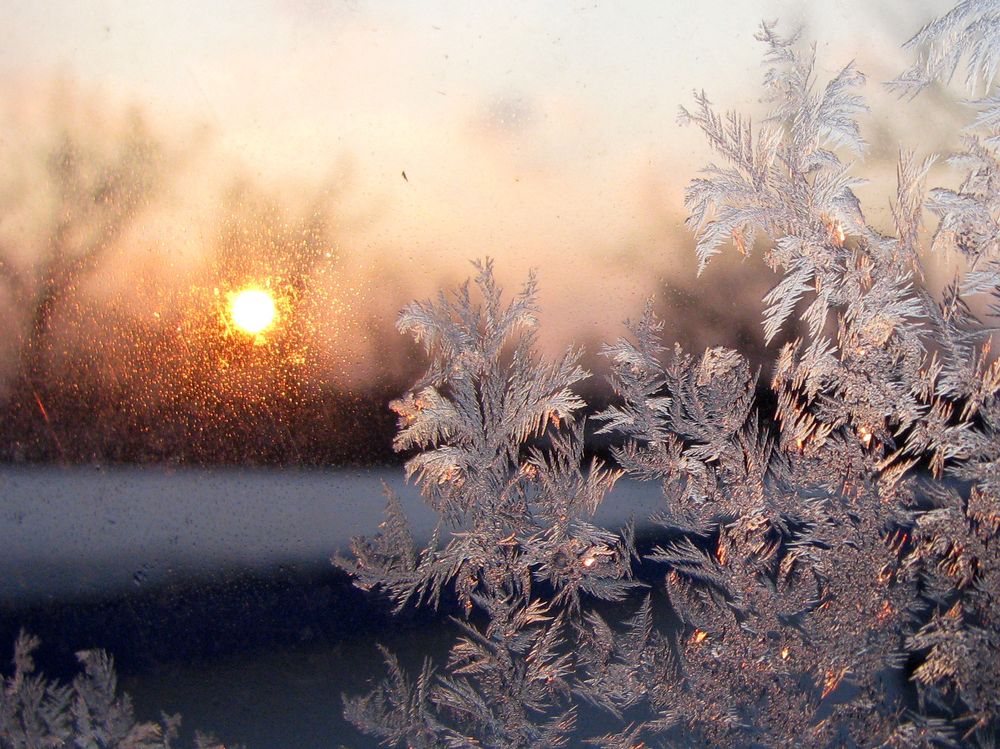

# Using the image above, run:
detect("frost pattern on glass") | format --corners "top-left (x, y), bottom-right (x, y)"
top-left (341, 7), bottom-right (1000, 748)
top-left (0, 632), bottom-right (236, 749)
top-left (5, 2), bottom-right (1000, 747)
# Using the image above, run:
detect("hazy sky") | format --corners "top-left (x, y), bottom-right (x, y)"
top-left (0, 1), bottom-right (961, 360)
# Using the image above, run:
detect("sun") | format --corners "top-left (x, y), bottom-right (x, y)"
top-left (229, 288), bottom-right (277, 335)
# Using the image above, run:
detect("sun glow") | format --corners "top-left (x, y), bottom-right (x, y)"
top-left (229, 288), bottom-right (277, 335)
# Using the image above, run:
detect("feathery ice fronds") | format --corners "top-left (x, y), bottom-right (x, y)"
top-left (685, 24), bottom-right (947, 463)
top-left (888, 0), bottom-right (1000, 422)
top-left (391, 258), bottom-right (585, 516)
top-left (904, 419), bottom-right (1000, 740)
top-left (343, 5), bottom-right (1000, 747)
top-left (573, 596), bottom-right (674, 723)
top-left (341, 262), bottom-right (637, 746)
top-left (339, 260), bottom-right (634, 617)
top-left (902, 5), bottom-right (1000, 435)
top-left (666, 8), bottom-right (1000, 745)
top-left (679, 21), bottom-right (867, 276)
top-left (889, 0), bottom-right (1000, 98)
top-left (595, 302), bottom-right (923, 747)
top-left (334, 484), bottom-right (439, 612)
top-left (0, 632), bottom-right (235, 749)
top-left (341, 648), bottom-right (446, 749)
top-left (431, 598), bottom-right (577, 749)
top-left (344, 599), bottom-right (578, 749)
top-left (597, 305), bottom-right (768, 525)
top-left (884, 6), bottom-right (1000, 742)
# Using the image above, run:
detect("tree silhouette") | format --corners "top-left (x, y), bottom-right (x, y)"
top-left (0, 85), bottom-right (162, 457)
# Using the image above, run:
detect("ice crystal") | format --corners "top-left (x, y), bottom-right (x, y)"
top-left (337, 260), bottom-right (636, 619)
top-left (0, 632), bottom-right (234, 749)
top-left (341, 5), bottom-right (1000, 747)
top-left (15, 3), bottom-right (1000, 748)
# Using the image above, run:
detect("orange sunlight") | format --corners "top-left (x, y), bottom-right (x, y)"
top-left (229, 288), bottom-right (277, 336)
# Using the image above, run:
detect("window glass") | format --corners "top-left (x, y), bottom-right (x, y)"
top-left (3, 2), bottom-right (989, 747)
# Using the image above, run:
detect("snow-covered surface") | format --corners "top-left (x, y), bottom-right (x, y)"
top-left (0, 466), bottom-right (663, 602)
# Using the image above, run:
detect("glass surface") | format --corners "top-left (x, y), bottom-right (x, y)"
top-left (0, 2), bottom-right (980, 747)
